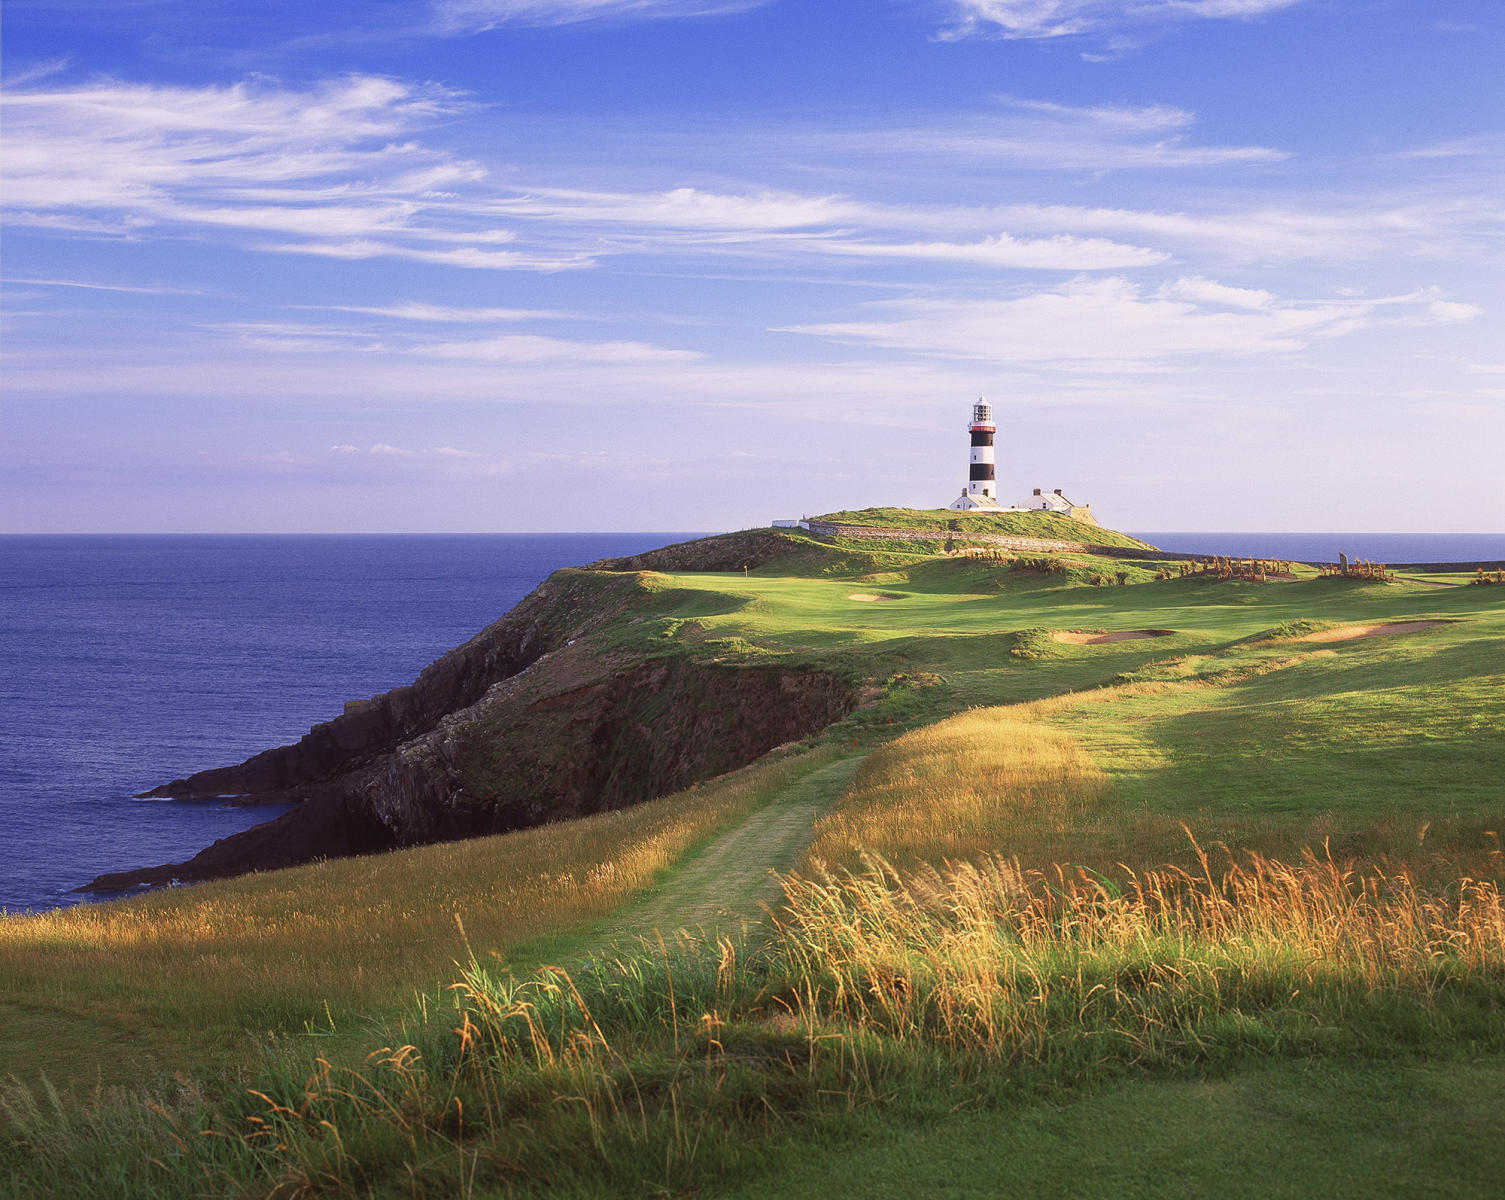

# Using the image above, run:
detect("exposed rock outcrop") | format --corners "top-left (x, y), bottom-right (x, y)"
top-left (86, 567), bottom-right (856, 893)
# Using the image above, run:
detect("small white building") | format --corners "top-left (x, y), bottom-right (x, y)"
top-left (1021, 488), bottom-right (1096, 524)
top-left (948, 490), bottom-right (1013, 512)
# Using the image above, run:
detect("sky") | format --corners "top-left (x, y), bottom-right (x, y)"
top-left (2, 0), bottom-right (1502, 533)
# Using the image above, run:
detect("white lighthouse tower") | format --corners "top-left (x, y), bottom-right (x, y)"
top-left (946, 397), bottom-right (1008, 511)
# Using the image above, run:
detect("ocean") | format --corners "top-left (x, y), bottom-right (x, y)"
top-left (0, 534), bottom-right (702, 913)
top-left (3, 528), bottom-right (1499, 914)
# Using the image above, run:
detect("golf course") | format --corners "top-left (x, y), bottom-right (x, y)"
top-left (4, 512), bottom-right (1503, 1198)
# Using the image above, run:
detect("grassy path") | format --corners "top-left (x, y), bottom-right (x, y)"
top-left (597, 754), bottom-right (863, 945)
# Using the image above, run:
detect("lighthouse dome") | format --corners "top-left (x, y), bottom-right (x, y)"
top-left (971, 398), bottom-right (992, 425)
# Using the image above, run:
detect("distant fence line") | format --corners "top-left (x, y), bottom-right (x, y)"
top-left (793, 521), bottom-right (1502, 572)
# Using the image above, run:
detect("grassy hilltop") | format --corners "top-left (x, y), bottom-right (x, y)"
top-left (4, 514), bottom-right (1504, 1197)
top-left (812, 505), bottom-right (1148, 548)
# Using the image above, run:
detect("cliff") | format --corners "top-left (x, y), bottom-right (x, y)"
top-left (87, 552), bottom-right (856, 892)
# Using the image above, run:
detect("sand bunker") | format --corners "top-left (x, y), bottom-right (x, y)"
top-left (849, 592), bottom-right (904, 602)
top-left (1300, 620), bottom-right (1450, 643)
top-left (1052, 629), bottom-right (1176, 645)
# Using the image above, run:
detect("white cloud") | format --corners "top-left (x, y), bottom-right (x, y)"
top-left (479, 185), bottom-right (873, 231)
top-left (431, 0), bottom-right (764, 34)
top-left (941, 0), bottom-right (1309, 41)
top-left (784, 276), bottom-right (1444, 366)
top-left (814, 232), bottom-right (1169, 270)
top-left (0, 74), bottom-right (590, 272)
top-left (976, 200), bottom-right (1501, 264)
top-left (4, 71), bottom-right (1296, 280)
top-left (410, 333), bottom-right (702, 363)
top-left (330, 442), bottom-right (478, 457)
top-left (208, 316), bottom-right (699, 364)
top-left (3, 276), bottom-right (201, 295)
top-left (0, 57), bottom-right (73, 88)
top-left (1419, 300), bottom-right (1483, 325)
top-left (1160, 276), bottom-right (1277, 309)
top-left (3, 68), bottom-right (1495, 310)
top-left (314, 302), bottom-right (570, 322)
top-left (991, 95), bottom-right (1196, 132)
top-left (800, 96), bottom-right (1286, 169)
top-left (259, 239), bottom-right (595, 271)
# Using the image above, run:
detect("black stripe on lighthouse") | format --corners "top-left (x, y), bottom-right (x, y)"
top-left (970, 430), bottom-right (994, 447)
top-left (969, 463), bottom-right (995, 481)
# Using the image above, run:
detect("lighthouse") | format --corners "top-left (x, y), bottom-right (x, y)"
top-left (946, 397), bottom-right (1008, 511)
top-left (966, 397), bottom-right (996, 499)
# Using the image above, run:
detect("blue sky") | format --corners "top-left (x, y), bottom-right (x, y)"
top-left (2, 0), bottom-right (1501, 533)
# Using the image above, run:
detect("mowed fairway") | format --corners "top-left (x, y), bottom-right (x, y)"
top-left (3, 529), bottom-right (1503, 1198)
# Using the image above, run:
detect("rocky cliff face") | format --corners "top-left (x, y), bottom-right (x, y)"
top-left (135, 568), bottom-right (637, 803)
top-left (87, 565), bottom-right (855, 892)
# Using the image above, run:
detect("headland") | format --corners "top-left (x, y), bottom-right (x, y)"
top-left (7, 510), bottom-right (1502, 1199)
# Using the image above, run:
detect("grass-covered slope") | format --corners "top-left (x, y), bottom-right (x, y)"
top-left (4, 528), bottom-right (1504, 1198)
top-left (815, 505), bottom-right (1153, 548)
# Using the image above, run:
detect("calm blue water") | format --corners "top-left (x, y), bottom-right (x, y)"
top-left (0, 534), bottom-right (703, 913)
top-left (1133, 532), bottom-right (1505, 564)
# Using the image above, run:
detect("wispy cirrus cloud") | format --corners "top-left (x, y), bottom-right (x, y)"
top-left (810, 232), bottom-right (1169, 270)
top-left (3, 69), bottom-right (1494, 296)
top-left (785, 95), bottom-right (1287, 169)
top-left (311, 302), bottom-right (572, 322)
top-left (977, 197), bottom-right (1505, 264)
top-left (407, 332), bottom-right (701, 363)
top-left (940, 0), bottom-right (1309, 42)
top-left (0, 76), bottom-right (1189, 275)
top-left (1, 74), bottom-right (594, 272)
top-left (1, 76), bottom-right (1185, 275)
top-left (785, 276), bottom-right (1477, 367)
top-left (3, 276), bottom-right (203, 295)
top-left (331, 442), bottom-right (483, 458)
top-left (430, 0), bottom-right (765, 34)
top-left (208, 316), bottom-right (701, 364)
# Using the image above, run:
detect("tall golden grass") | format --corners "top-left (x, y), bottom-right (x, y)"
top-left (14, 842), bottom-right (1497, 1199)
top-left (806, 709), bottom-right (1107, 869)
top-left (0, 743), bottom-right (838, 1090)
top-left (772, 847), bottom-right (1505, 1058)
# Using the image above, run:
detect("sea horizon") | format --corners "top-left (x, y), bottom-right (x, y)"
top-left (5, 529), bottom-right (1501, 563)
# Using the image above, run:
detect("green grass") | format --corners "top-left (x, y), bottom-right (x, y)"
top-left (4, 513), bottom-right (1504, 1197)
top-left (813, 506), bottom-right (1151, 548)
top-left (717, 1054), bottom-right (1505, 1199)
